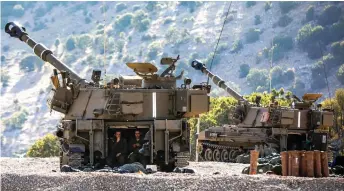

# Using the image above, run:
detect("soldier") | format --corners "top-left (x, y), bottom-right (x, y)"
top-left (128, 130), bottom-right (145, 164)
top-left (111, 131), bottom-right (127, 166)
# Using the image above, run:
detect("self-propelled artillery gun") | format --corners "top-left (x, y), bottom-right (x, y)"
top-left (191, 60), bottom-right (334, 162)
top-left (5, 22), bottom-right (211, 171)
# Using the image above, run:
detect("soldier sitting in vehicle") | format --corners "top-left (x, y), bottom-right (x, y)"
top-left (111, 131), bottom-right (127, 166)
top-left (128, 130), bottom-right (145, 165)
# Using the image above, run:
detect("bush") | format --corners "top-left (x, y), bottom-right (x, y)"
top-left (76, 34), bottom-right (93, 49)
top-left (246, 68), bottom-right (269, 90)
top-left (269, 45), bottom-right (284, 62)
top-left (337, 64), bottom-right (344, 85)
top-left (264, 2), bottom-right (272, 12)
top-left (310, 61), bottom-right (327, 89)
top-left (322, 53), bottom-right (340, 69)
top-left (133, 11), bottom-right (150, 32)
top-left (3, 109), bottom-right (29, 130)
top-left (146, 2), bottom-right (158, 12)
top-left (1, 55), bottom-right (5, 62)
top-left (32, 21), bottom-right (47, 31)
top-left (26, 134), bottom-right (60, 157)
top-left (65, 36), bottom-right (76, 51)
top-left (246, 1), bottom-right (256, 8)
top-left (194, 36), bottom-right (205, 44)
top-left (331, 41), bottom-right (344, 61)
top-left (85, 17), bottom-right (91, 24)
top-left (245, 28), bottom-right (260, 43)
top-left (254, 15), bottom-right (261, 25)
top-left (217, 43), bottom-right (228, 53)
top-left (318, 5), bottom-right (342, 26)
top-left (279, 2), bottom-right (297, 14)
top-left (3, 45), bottom-right (9, 52)
top-left (116, 3), bottom-right (127, 12)
top-left (13, 4), bottom-right (25, 17)
top-left (306, 6), bottom-right (314, 22)
top-left (273, 35), bottom-right (293, 51)
top-left (230, 40), bottom-right (243, 53)
top-left (141, 33), bottom-right (157, 41)
top-left (239, 64), bottom-right (250, 78)
top-left (114, 13), bottom-right (133, 32)
top-left (283, 68), bottom-right (295, 82)
top-left (34, 6), bottom-right (47, 18)
top-left (292, 78), bottom-right (306, 96)
top-left (278, 15), bottom-right (293, 27)
top-left (164, 17), bottom-right (174, 25)
top-left (179, 1), bottom-right (201, 13)
top-left (147, 42), bottom-right (161, 60)
top-left (54, 39), bottom-right (60, 47)
top-left (271, 66), bottom-right (295, 86)
top-left (1, 72), bottom-right (10, 87)
top-left (329, 21), bottom-right (344, 42)
top-left (19, 56), bottom-right (44, 72)
top-left (296, 24), bottom-right (325, 50)
top-left (100, 4), bottom-right (109, 13)
top-left (133, 5), bottom-right (141, 12)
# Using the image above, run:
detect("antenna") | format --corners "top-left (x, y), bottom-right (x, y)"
top-left (269, 35), bottom-right (274, 93)
top-left (102, 1), bottom-right (107, 86)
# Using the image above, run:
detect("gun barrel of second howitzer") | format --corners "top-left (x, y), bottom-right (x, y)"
top-left (5, 22), bottom-right (84, 84)
top-left (191, 60), bottom-right (247, 102)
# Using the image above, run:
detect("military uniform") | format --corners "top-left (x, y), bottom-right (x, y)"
top-left (128, 137), bottom-right (145, 165)
top-left (111, 138), bottom-right (127, 166)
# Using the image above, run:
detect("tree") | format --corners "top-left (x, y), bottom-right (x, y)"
top-left (239, 64), bottom-right (250, 78)
top-left (230, 40), bottom-right (243, 53)
top-left (279, 2), bottom-right (297, 14)
top-left (65, 36), bottom-right (76, 51)
top-left (306, 6), bottom-right (314, 22)
top-left (245, 28), bottom-right (260, 43)
top-left (26, 134), bottom-right (60, 157)
top-left (246, 1), bottom-right (256, 8)
top-left (246, 68), bottom-right (269, 90)
top-left (254, 15), bottom-right (261, 25)
top-left (318, 5), bottom-right (342, 26)
top-left (278, 15), bottom-right (293, 27)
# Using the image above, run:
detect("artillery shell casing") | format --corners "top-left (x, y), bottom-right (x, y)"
top-left (314, 150), bottom-right (322, 177)
top-left (320, 151), bottom-right (329, 177)
top-left (249, 150), bottom-right (259, 175)
top-left (280, 151), bottom-right (288, 176)
top-left (306, 151), bottom-right (314, 177)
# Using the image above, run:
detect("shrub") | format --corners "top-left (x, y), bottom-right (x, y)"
top-left (1, 72), bottom-right (10, 87)
top-left (245, 28), bottom-right (260, 43)
top-left (329, 21), bottom-right (344, 42)
top-left (195, 36), bottom-right (205, 44)
top-left (254, 15), bottom-right (261, 25)
top-left (239, 64), bottom-right (250, 78)
top-left (85, 17), bottom-right (91, 24)
top-left (278, 15), bottom-right (293, 27)
top-left (26, 134), bottom-right (60, 157)
top-left (318, 5), bottom-right (342, 26)
top-left (246, 1), bottom-right (256, 8)
top-left (116, 3), bottom-right (127, 12)
top-left (54, 39), bottom-right (60, 47)
top-left (296, 24), bottom-right (325, 50)
top-left (133, 11), bottom-right (150, 32)
top-left (204, 53), bottom-right (221, 66)
top-left (263, 47), bottom-right (269, 58)
top-left (3, 45), bottom-right (9, 52)
top-left (114, 13), bottom-right (133, 32)
top-left (322, 53), bottom-right (340, 69)
top-left (246, 68), bottom-right (269, 90)
top-left (141, 34), bottom-right (157, 41)
top-left (217, 43), bottom-right (228, 53)
top-left (13, 4), bottom-right (25, 17)
top-left (306, 6), bottom-right (314, 22)
top-left (331, 41), bottom-right (344, 61)
top-left (292, 78), bottom-right (306, 96)
top-left (337, 64), bottom-right (344, 85)
top-left (264, 2), bottom-right (272, 12)
top-left (147, 42), bottom-right (161, 60)
top-left (19, 56), bottom-right (44, 72)
top-left (76, 34), bottom-right (93, 49)
top-left (269, 45), bottom-right (284, 62)
top-left (32, 21), bottom-right (47, 31)
top-left (273, 35), bottom-right (293, 51)
top-left (122, 55), bottom-right (135, 63)
top-left (179, 1), bottom-right (201, 13)
top-left (3, 109), bottom-right (29, 130)
top-left (271, 66), bottom-right (283, 86)
top-left (100, 4), bottom-right (109, 13)
top-left (146, 1), bottom-right (158, 12)
top-left (283, 68), bottom-right (295, 82)
top-left (230, 40), bottom-right (243, 53)
top-left (133, 5), bottom-right (141, 12)
top-left (310, 61), bottom-right (327, 89)
top-left (279, 2), bottom-right (297, 14)
top-left (34, 6), bottom-right (47, 18)
top-left (1, 55), bottom-right (5, 62)
top-left (65, 36), bottom-right (76, 51)
top-left (164, 17), bottom-right (174, 25)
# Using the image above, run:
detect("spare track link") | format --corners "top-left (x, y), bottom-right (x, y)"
top-left (175, 152), bottom-right (190, 168)
top-left (201, 142), bottom-right (239, 150)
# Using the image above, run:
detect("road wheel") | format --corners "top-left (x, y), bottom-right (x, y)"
top-left (229, 150), bottom-right (235, 160)
top-left (204, 148), bottom-right (213, 161)
top-left (220, 149), bottom-right (229, 162)
top-left (213, 149), bottom-right (221, 162)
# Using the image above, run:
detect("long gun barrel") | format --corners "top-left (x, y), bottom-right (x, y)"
top-left (5, 22), bottom-right (85, 84)
top-left (191, 60), bottom-right (247, 102)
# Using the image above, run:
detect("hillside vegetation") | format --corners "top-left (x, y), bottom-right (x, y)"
top-left (1, 1), bottom-right (344, 157)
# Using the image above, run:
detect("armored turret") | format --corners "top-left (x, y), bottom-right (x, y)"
top-left (190, 60), bottom-right (334, 162)
top-left (6, 22), bottom-right (211, 171)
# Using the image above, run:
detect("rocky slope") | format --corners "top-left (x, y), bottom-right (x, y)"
top-left (1, 1), bottom-right (343, 157)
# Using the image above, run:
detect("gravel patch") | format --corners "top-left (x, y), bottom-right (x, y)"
top-left (1, 157), bottom-right (343, 191)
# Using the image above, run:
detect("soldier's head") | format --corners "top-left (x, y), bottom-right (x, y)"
top-left (135, 130), bottom-right (140, 139)
top-left (115, 131), bottom-right (121, 139)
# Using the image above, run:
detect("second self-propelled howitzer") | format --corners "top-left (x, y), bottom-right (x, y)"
top-left (6, 22), bottom-right (211, 171)
top-left (191, 60), bottom-right (334, 162)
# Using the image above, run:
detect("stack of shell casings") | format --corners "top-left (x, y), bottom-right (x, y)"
top-left (281, 150), bottom-right (329, 177)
